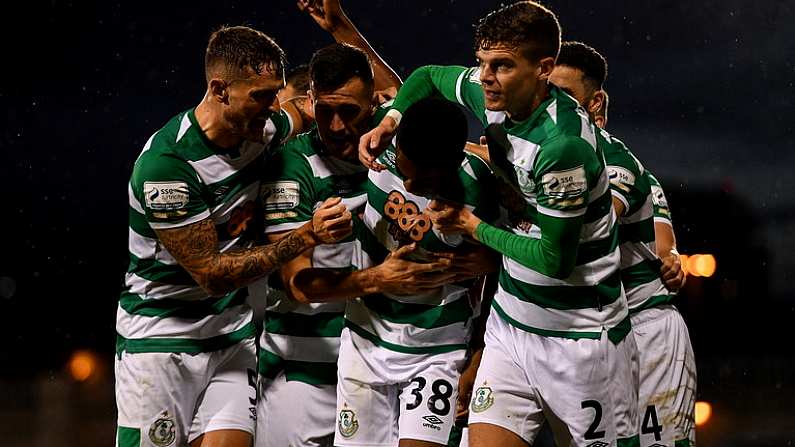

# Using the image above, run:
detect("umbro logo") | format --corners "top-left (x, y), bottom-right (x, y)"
top-left (422, 415), bottom-right (444, 425)
top-left (586, 442), bottom-right (609, 447)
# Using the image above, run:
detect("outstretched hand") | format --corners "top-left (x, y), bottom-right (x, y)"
top-left (372, 243), bottom-right (456, 295)
top-left (296, 0), bottom-right (346, 33)
top-left (358, 116), bottom-right (397, 171)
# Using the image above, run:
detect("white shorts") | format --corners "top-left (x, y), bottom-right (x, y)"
top-left (468, 312), bottom-right (640, 446)
top-left (335, 328), bottom-right (467, 446)
top-left (115, 338), bottom-right (257, 447)
top-left (631, 305), bottom-right (696, 447)
top-left (256, 370), bottom-right (336, 447)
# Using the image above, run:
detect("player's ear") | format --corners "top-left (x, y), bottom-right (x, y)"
top-left (209, 78), bottom-right (229, 104)
top-left (537, 56), bottom-right (555, 82)
top-left (588, 90), bottom-right (606, 118)
top-left (307, 89), bottom-right (317, 117)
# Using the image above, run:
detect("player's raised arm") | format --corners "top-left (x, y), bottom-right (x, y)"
top-left (359, 64), bottom-right (484, 169)
top-left (155, 197), bottom-right (351, 297)
top-left (297, 0), bottom-right (401, 92)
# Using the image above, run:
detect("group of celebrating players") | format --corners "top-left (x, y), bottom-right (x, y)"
top-left (115, 1), bottom-right (697, 446)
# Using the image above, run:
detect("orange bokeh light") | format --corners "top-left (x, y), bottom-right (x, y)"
top-left (680, 254), bottom-right (716, 277)
top-left (695, 401), bottom-right (712, 426)
top-left (68, 350), bottom-right (97, 382)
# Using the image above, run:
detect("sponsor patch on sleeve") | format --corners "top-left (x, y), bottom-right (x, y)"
top-left (607, 165), bottom-right (636, 193)
top-left (262, 181), bottom-right (300, 211)
top-left (143, 182), bottom-right (190, 211)
top-left (541, 166), bottom-right (587, 199)
top-left (651, 184), bottom-right (669, 209)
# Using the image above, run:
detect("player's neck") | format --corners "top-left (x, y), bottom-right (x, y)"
top-left (507, 84), bottom-right (551, 123)
top-left (195, 94), bottom-right (244, 149)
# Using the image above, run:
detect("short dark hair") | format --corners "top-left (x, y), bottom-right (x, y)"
top-left (285, 64), bottom-right (310, 92)
top-left (397, 97), bottom-right (468, 171)
top-left (309, 43), bottom-right (374, 93)
top-left (205, 25), bottom-right (286, 82)
top-left (557, 41), bottom-right (608, 90)
top-left (474, 1), bottom-right (561, 62)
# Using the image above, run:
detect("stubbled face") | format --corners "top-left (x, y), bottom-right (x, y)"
top-left (549, 65), bottom-right (594, 116)
top-left (396, 148), bottom-right (456, 198)
top-left (476, 45), bottom-right (540, 117)
top-left (312, 77), bottom-right (373, 161)
top-left (222, 64), bottom-right (284, 142)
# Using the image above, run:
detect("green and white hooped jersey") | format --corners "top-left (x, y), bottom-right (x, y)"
top-left (391, 66), bottom-right (630, 342)
top-left (345, 145), bottom-right (497, 355)
top-left (257, 129), bottom-right (369, 385)
top-left (647, 171), bottom-right (673, 227)
top-left (600, 129), bottom-right (672, 314)
top-left (117, 108), bottom-right (292, 355)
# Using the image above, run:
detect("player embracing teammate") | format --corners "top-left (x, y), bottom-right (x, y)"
top-left (116, 1), bottom-right (696, 446)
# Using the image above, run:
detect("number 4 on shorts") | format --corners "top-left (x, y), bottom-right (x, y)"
top-left (641, 405), bottom-right (663, 441)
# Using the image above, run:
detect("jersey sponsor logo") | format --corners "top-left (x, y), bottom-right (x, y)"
top-left (542, 166), bottom-right (587, 199)
top-left (607, 165), bottom-right (636, 193)
top-left (381, 149), bottom-right (397, 169)
top-left (384, 190), bottom-right (432, 242)
top-left (148, 411), bottom-right (176, 447)
top-left (422, 415), bottom-right (444, 431)
top-left (471, 386), bottom-right (494, 413)
top-left (143, 182), bottom-right (189, 211)
top-left (262, 181), bottom-right (300, 211)
top-left (338, 408), bottom-right (359, 438)
top-left (585, 442), bottom-right (609, 447)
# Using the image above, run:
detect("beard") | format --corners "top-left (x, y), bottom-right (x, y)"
top-left (223, 107), bottom-right (270, 142)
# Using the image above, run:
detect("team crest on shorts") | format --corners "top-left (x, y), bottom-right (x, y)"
top-left (338, 409), bottom-right (359, 438)
top-left (471, 386), bottom-right (494, 413)
top-left (148, 411), bottom-right (176, 446)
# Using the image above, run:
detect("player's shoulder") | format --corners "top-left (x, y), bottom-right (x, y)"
top-left (539, 87), bottom-right (598, 153)
top-left (461, 152), bottom-right (493, 181)
top-left (275, 129), bottom-right (318, 158)
top-left (132, 111), bottom-right (198, 178)
top-left (599, 129), bottom-right (647, 180)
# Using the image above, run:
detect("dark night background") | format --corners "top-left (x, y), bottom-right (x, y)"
top-left (1, 0), bottom-right (794, 444)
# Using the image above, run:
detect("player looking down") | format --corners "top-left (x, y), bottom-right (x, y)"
top-left (115, 26), bottom-right (352, 447)
top-left (360, 2), bottom-right (641, 446)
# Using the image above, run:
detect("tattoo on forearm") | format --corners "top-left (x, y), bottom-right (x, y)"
top-left (157, 219), bottom-right (311, 295)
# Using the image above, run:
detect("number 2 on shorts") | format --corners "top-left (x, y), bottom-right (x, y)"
top-left (581, 400), bottom-right (606, 440)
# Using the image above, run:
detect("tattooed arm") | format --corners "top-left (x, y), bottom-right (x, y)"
top-left (156, 197), bottom-right (352, 296)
